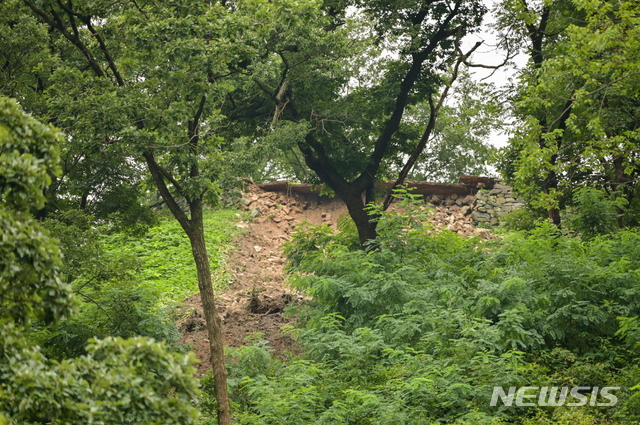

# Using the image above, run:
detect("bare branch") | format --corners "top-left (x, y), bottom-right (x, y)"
top-left (84, 19), bottom-right (126, 86)
top-left (143, 151), bottom-right (192, 231)
top-left (253, 77), bottom-right (275, 96)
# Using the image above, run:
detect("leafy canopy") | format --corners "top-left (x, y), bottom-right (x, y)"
top-left (0, 97), bottom-right (199, 425)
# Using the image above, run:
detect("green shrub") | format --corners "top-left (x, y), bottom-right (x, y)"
top-left (502, 207), bottom-right (546, 231)
top-left (223, 191), bottom-right (640, 423)
top-left (568, 188), bottom-right (627, 239)
top-left (36, 210), bottom-right (184, 359)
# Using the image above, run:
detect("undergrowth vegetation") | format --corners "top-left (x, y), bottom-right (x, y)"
top-left (211, 193), bottom-right (640, 424)
top-left (102, 209), bottom-right (245, 301)
top-left (32, 209), bottom-right (245, 361)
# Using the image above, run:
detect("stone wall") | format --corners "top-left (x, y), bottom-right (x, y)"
top-left (255, 176), bottom-right (523, 228)
top-left (471, 181), bottom-right (525, 226)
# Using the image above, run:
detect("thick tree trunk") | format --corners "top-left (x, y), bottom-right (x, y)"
top-left (612, 155), bottom-right (632, 228)
top-left (342, 194), bottom-right (379, 248)
top-left (187, 219), bottom-right (231, 425)
top-left (547, 204), bottom-right (561, 226)
top-left (80, 189), bottom-right (89, 210)
top-left (297, 138), bottom-right (380, 248)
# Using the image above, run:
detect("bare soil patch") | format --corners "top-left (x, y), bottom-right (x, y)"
top-left (177, 186), bottom-right (346, 375)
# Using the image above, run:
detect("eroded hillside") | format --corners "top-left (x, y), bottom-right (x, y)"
top-left (178, 184), bottom-right (493, 374)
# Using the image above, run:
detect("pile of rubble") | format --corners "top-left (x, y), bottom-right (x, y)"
top-left (242, 185), bottom-right (347, 225)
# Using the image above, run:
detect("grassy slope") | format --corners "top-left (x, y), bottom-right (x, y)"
top-left (102, 209), bottom-right (245, 301)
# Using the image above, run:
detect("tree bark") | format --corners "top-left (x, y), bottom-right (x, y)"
top-left (143, 152), bottom-right (231, 425)
top-left (612, 155), bottom-right (632, 228)
top-left (187, 212), bottom-right (231, 425)
top-left (544, 173), bottom-right (562, 226)
top-left (340, 185), bottom-right (379, 248)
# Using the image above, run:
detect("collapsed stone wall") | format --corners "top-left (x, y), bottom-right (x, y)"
top-left (253, 176), bottom-right (523, 230)
top-left (244, 184), bottom-right (493, 239)
top-left (419, 193), bottom-right (489, 237)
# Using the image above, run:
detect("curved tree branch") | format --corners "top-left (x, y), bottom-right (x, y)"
top-left (383, 40), bottom-right (483, 210)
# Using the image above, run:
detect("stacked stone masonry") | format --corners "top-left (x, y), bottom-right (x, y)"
top-left (251, 176), bottom-right (523, 231)
top-left (471, 181), bottom-right (525, 226)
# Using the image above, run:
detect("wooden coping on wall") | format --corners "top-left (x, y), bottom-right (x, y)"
top-left (257, 175), bottom-right (496, 197)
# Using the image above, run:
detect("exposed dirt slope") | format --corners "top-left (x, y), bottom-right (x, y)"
top-left (177, 185), bottom-right (491, 375)
top-left (178, 186), bottom-right (346, 375)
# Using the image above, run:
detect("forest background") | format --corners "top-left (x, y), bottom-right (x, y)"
top-left (1, 0), bottom-right (640, 423)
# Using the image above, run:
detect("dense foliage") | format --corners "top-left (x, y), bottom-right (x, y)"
top-left (208, 193), bottom-right (640, 424)
top-left (0, 97), bottom-right (199, 424)
top-left (24, 209), bottom-right (243, 361)
top-left (2, 0), bottom-right (640, 423)
top-left (497, 0), bottom-right (640, 227)
top-left (101, 210), bottom-right (245, 301)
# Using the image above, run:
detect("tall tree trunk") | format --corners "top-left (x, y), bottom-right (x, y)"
top-left (80, 189), bottom-right (89, 210)
top-left (341, 190), bottom-right (379, 248)
top-left (612, 155), bottom-right (631, 228)
top-left (525, 4), bottom-right (563, 226)
top-left (143, 152), bottom-right (231, 425)
top-left (544, 167), bottom-right (561, 226)
top-left (187, 214), bottom-right (231, 425)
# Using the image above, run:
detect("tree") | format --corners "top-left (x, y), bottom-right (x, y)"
top-left (493, 0), bottom-right (582, 225)
top-left (0, 96), bottom-right (199, 424)
top-left (0, 1), bottom-right (152, 230)
top-left (225, 0), bottom-right (487, 247)
top-left (498, 0), bottom-right (640, 229)
top-left (0, 0), bottom-right (243, 420)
